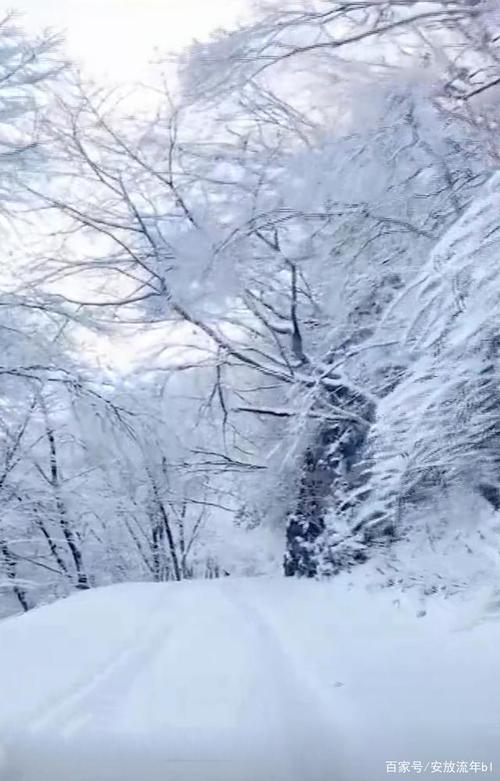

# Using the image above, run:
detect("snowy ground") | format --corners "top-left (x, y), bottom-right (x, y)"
top-left (0, 577), bottom-right (499, 781)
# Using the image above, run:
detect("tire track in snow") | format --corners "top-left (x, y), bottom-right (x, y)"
top-left (26, 600), bottom-right (173, 737)
top-left (220, 583), bottom-right (341, 781)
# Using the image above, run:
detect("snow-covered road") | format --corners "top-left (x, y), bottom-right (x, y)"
top-left (0, 577), bottom-right (499, 780)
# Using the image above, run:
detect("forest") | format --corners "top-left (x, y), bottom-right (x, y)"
top-left (1, 0), bottom-right (500, 617)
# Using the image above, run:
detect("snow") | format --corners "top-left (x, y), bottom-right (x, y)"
top-left (0, 577), bottom-right (499, 781)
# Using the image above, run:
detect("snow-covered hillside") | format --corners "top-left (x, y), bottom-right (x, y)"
top-left (0, 578), bottom-right (499, 781)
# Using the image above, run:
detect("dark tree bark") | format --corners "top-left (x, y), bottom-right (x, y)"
top-left (1, 540), bottom-right (29, 612)
top-left (41, 400), bottom-right (89, 590)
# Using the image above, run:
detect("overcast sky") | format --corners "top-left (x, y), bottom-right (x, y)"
top-left (8, 0), bottom-right (247, 79)
top-left (1, 1), bottom-right (250, 369)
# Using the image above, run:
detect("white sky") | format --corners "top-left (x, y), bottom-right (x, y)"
top-left (4, 0), bottom-right (250, 372)
top-left (9, 0), bottom-right (247, 80)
